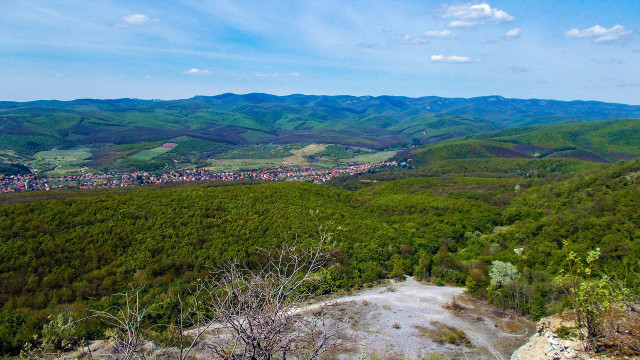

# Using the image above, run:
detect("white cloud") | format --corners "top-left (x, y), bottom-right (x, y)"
top-left (442, 3), bottom-right (514, 28)
top-left (430, 55), bottom-right (473, 63)
top-left (447, 20), bottom-right (476, 28)
top-left (183, 68), bottom-right (211, 75)
top-left (255, 73), bottom-right (302, 78)
top-left (505, 28), bottom-right (522, 38)
top-left (398, 30), bottom-right (455, 45)
top-left (422, 30), bottom-right (456, 38)
top-left (398, 34), bottom-right (428, 45)
top-left (118, 14), bottom-right (159, 27)
top-left (564, 25), bottom-right (632, 43)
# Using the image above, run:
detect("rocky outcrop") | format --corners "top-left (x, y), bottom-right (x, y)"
top-left (511, 314), bottom-right (625, 360)
top-left (511, 320), bottom-right (578, 360)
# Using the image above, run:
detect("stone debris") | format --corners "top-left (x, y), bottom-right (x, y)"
top-left (511, 314), bottom-right (624, 360)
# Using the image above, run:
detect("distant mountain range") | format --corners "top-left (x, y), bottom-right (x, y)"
top-left (1, 93), bottom-right (639, 174)
top-left (1, 94), bottom-right (639, 154)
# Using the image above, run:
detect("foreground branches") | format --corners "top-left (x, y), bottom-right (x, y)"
top-left (186, 230), bottom-right (342, 360)
top-left (91, 286), bottom-right (157, 359)
top-left (91, 225), bottom-right (344, 360)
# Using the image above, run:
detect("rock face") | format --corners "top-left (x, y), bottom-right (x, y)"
top-left (511, 323), bottom-right (578, 360)
top-left (511, 314), bottom-right (621, 360)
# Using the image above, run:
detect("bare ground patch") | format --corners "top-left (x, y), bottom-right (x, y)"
top-left (315, 278), bottom-right (535, 359)
top-left (63, 278), bottom-right (534, 360)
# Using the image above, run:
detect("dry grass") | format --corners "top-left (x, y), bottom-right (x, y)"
top-left (500, 320), bottom-right (525, 334)
top-left (443, 297), bottom-right (467, 313)
top-left (598, 304), bottom-right (640, 356)
top-left (415, 321), bottom-right (473, 348)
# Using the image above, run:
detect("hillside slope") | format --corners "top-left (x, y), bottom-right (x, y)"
top-left (402, 119), bottom-right (640, 177)
top-left (2, 94), bottom-right (639, 158)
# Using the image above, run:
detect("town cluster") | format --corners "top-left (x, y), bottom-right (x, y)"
top-left (0, 161), bottom-right (398, 193)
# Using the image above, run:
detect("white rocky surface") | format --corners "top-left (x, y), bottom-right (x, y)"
top-left (510, 315), bottom-right (621, 360)
top-left (324, 277), bottom-right (534, 359)
top-left (63, 278), bottom-right (534, 359)
top-left (511, 329), bottom-right (578, 360)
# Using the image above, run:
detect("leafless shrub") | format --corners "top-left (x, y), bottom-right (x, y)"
top-left (443, 296), bottom-right (466, 313)
top-left (91, 285), bottom-right (157, 360)
top-left (178, 224), bottom-right (345, 359)
top-left (93, 221), bottom-right (345, 360)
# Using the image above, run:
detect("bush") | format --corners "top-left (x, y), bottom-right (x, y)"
top-left (556, 325), bottom-right (574, 340)
top-left (41, 313), bottom-right (78, 352)
top-left (489, 261), bottom-right (518, 287)
top-left (19, 313), bottom-right (79, 359)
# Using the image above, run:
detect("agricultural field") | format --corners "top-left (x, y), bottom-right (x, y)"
top-left (129, 143), bottom-right (177, 161)
top-left (205, 158), bottom-right (287, 172)
top-left (205, 144), bottom-right (398, 171)
top-left (340, 150), bottom-right (398, 164)
top-left (31, 149), bottom-right (91, 175)
top-left (282, 143), bottom-right (327, 164)
top-left (0, 149), bottom-right (22, 163)
top-left (216, 143), bottom-right (298, 159)
top-left (206, 143), bottom-right (328, 171)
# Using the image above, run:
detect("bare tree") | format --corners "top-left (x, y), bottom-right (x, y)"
top-left (93, 222), bottom-right (344, 360)
top-left (182, 226), bottom-right (344, 360)
top-left (91, 286), bottom-right (157, 360)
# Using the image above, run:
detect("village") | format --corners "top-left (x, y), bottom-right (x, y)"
top-left (0, 161), bottom-right (399, 193)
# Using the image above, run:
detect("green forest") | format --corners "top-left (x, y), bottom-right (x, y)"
top-left (2, 108), bottom-right (640, 356)
top-left (1, 155), bottom-right (640, 355)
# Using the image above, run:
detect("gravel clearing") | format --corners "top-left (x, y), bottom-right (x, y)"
top-left (67, 277), bottom-right (533, 360)
top-left (324, 277), bottom-right (534, 359)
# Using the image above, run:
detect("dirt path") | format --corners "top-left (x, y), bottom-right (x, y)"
top-left (321, 277), bottom-right (535, 359)
top-left (159, 278), bottom-right (533, 359)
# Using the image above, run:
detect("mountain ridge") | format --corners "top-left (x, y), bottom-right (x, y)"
top-left (1, 93), bottom-right (639, 173)
top-left (2, 93), bottom-right (639, 118)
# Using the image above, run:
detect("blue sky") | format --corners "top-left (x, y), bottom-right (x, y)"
top-left (1, 1), bottom-right (639, 104)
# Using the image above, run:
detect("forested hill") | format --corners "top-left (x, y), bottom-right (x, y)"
top-left (2, 94), bottom-right (639, 156)
top-left (1, 159), bottom-right (640, 354)
top-left (398, 119), bottom-right (640, 176)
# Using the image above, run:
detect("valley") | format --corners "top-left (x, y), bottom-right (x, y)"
top-left (4, 1), bottom-right (640, 358)
top-left (1, 94), bottom-right (639, 177)
top-left (0, 95), bottom-right (639, 359)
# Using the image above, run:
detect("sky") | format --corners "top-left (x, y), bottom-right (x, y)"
top-left (1, 1), bottom-right (639, 104)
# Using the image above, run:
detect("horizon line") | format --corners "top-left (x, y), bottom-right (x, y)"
top-left (2, 93), bottom-right (638, 106)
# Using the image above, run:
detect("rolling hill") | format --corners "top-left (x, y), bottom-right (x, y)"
top-left (403, 119), bottom-right (640, 177)
top-left (1, 94), bottom-right (639, 173)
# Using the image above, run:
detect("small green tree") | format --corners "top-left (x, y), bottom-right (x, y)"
top-left (559, 245), bottom-right (622, 350)
top-left (414, 252), bottom-right (432, 281)
top-left (487, 261), bottom-right (528, 312)
top-left (20, 313), bottom-right (79, 359)
top-left (465, 261), bottom-right (489, 295)
top-left (389, 255), bottom-right (411, 280)
top-left (488, 261), bottom-right (519, 287)
top-left (41, 313), bottom-right (78, 353)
